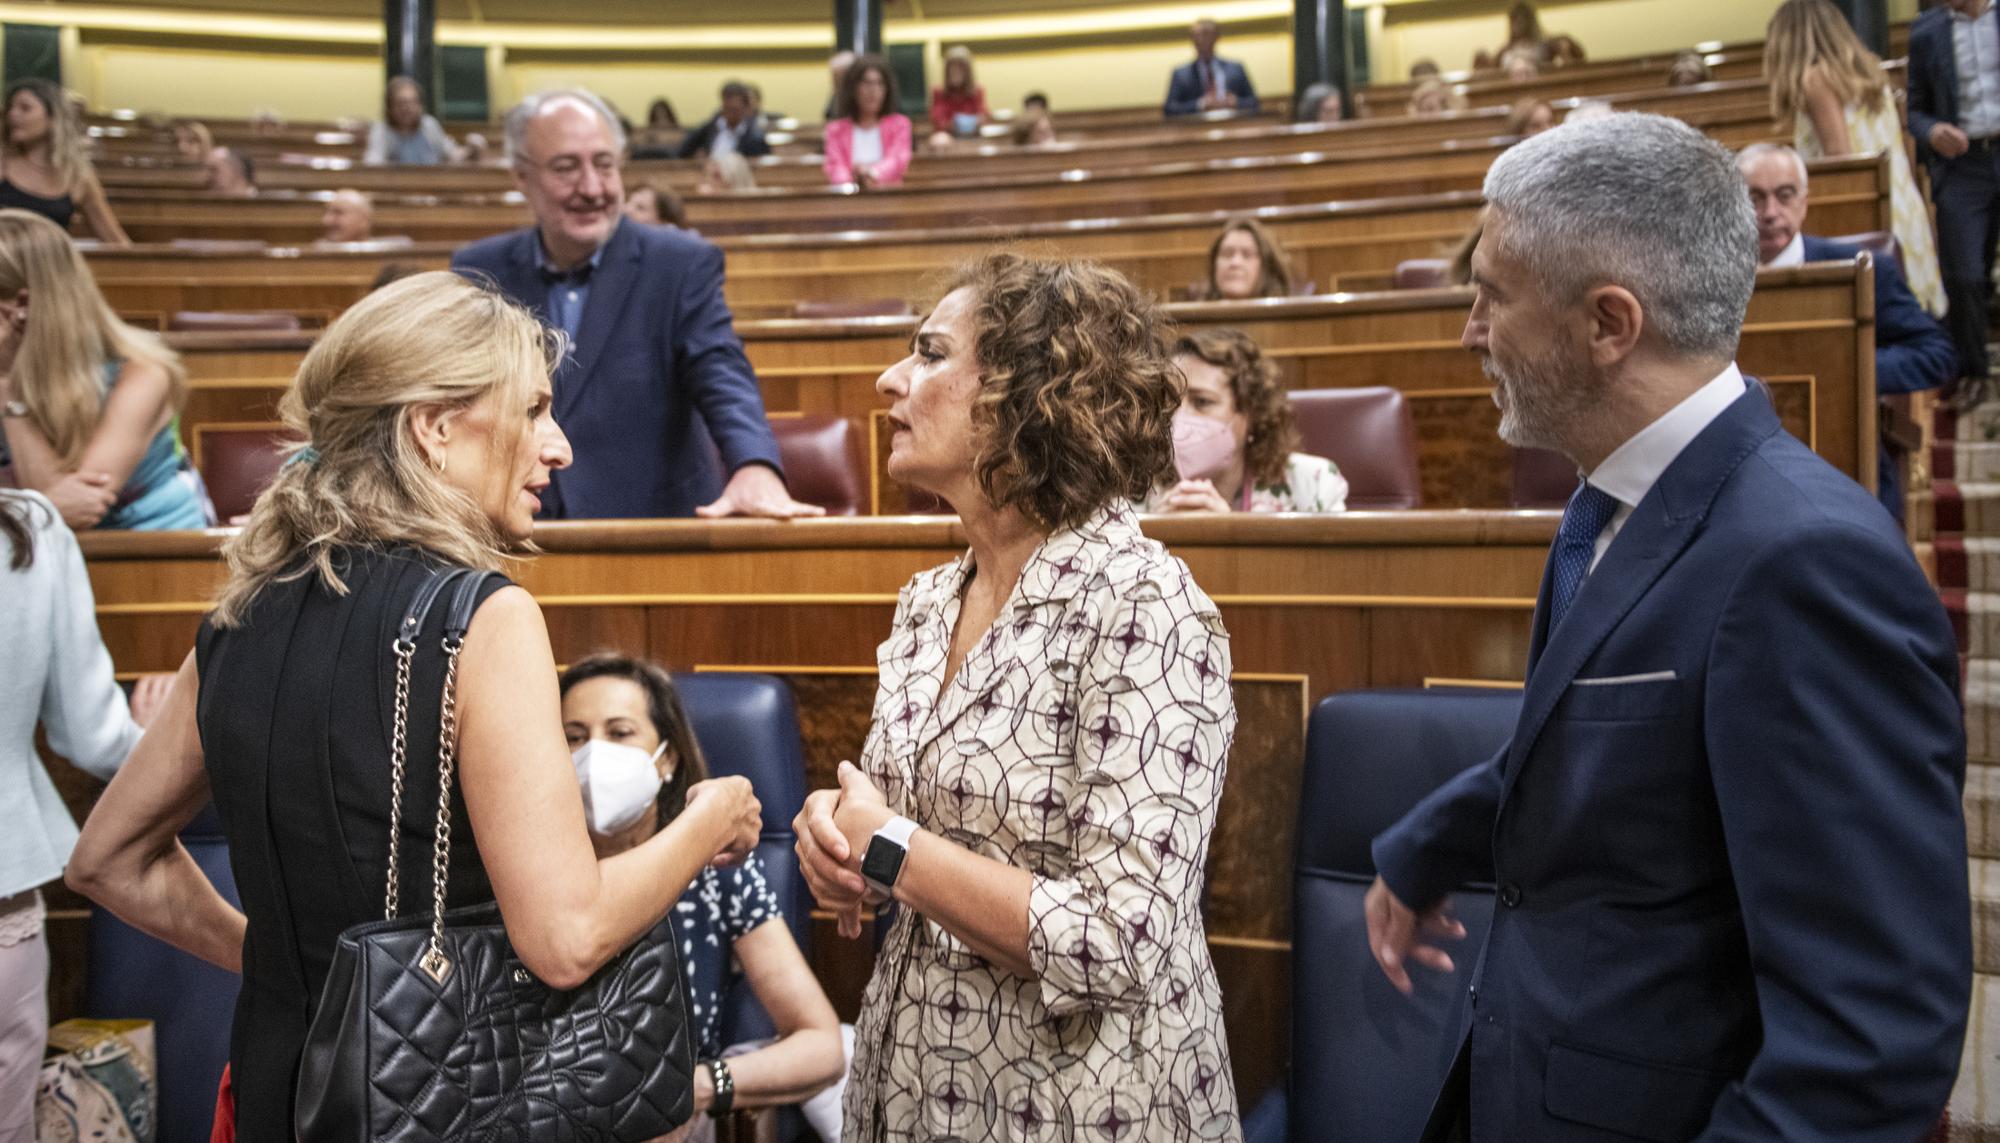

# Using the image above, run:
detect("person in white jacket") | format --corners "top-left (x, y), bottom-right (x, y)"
top-left (0, 488), bottom-right (139, 1135)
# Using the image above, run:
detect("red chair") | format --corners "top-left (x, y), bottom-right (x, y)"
top-left (1287, 388), bottom-right (1423, 509)
top-left (1510, 447), bottom-right (1578, 508)
top-left (771, 415), bottom-right (866, 516)
top-left (168, 311), bottom-right (303, 334)
top-left (1392, 259), bottom-right (1452, 290)
top-left (193, 424), bottom-right (299, 523)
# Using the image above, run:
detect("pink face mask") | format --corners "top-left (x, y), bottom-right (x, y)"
top-left (1172, 409), bottom-right (1238, 482)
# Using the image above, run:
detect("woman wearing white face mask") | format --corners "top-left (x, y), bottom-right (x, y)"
top-left (559, 654), bottom-right (847, 1140)
top-left (1147, 327), bottom-right (1348, 513)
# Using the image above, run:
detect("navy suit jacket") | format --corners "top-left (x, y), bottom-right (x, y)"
top-left (1802, 236), bottom-right (1956, 395)
top-left (1907, 6), bottom-right (1994, 177)
top-left (1164, 57), bottom-right (1259, 116)
top-left (677, 113), bottom-right (772, 160)
top-left (1373, 384), bottom-right (1969, 1141)
top-left (452, 220), bottom-right (782, 519)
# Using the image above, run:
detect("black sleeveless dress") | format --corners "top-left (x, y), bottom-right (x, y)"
top-left (194, 547), bottom-right (511, 1141)
top-left (0, 178), bottom-right (74, 230)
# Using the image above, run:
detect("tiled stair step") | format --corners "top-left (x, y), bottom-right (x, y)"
top-left (1939, 441), bottom-right (2000, 486)
top-left (1931, 482), bottom-right (2000, 538)
top-left (1976, 860), bottom-right (2000, 975)
top-left (1967, 765), bottom-right (2000, 860)
top-left (1945, 971), bottom-right (2000, 1140)
top-left (1939, 400), bottom-right (2000, 443)
top-left (1963, 657), bottom-right (2000, 760)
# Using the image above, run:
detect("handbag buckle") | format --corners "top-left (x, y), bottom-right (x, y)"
top-left (419, 947), bottom-right (454, 985)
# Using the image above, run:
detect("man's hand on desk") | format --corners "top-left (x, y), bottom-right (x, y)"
top-left (695, 463), bottom-right (827, 520)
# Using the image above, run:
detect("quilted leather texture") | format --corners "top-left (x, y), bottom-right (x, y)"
top-left (296, 902), bottom-right (695, 1142)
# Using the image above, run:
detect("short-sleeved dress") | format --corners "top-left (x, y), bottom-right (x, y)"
top-left (1794, 92), bottom-right (1948, 316)
top-left (674, 856), bottom-right (782, 1059)
top-left (843, 500), bottom-right (1242, 1142)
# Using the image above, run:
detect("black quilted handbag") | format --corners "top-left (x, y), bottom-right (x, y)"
top-left (294, 567), bottom-right (697, 1142)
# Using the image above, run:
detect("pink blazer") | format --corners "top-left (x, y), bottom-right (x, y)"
top-left (822, 114), bottom-right (913, 187)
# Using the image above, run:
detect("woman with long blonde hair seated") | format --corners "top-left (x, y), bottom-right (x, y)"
top-left (0, 209), bottom-right (211, 529)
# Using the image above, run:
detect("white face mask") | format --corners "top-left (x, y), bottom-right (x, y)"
top-left (571, 738), bottom-right (669, 837)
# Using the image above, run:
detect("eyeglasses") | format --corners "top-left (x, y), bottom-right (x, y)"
top-left (517, 153), bottom-right (621, 187)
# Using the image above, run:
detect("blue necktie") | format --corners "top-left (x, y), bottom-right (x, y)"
top-left (1549, 482), bottom-right (1620, 631)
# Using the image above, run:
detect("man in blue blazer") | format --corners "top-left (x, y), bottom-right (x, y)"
top-left (1906, 0), bottom-right (1998, 394)
top-left (454, 88), bottom-right (814, 520)
top-left (1368, 113), bottom-right (1969, 1141)
top-left (1164, 19), bottom-right (1260, 116)
top-left (1738, 143), bottom-right (1957, 521)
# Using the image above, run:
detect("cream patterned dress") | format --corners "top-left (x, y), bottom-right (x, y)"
top-left (844, 501), bottom-right (1243, 1142)
top-left (1795, 92), bottom-right (1948, 316)
top-left (1142, 452), bottom-right (1350, 514)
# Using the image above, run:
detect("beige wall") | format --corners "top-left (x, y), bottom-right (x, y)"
top-left (73, 40), bottom-right (382, 121)
top-left (972, 30), bottom-right (1291, 116)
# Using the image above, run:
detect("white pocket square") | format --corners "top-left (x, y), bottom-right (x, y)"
top-left (1571, 670), bottom-right (1678, 687)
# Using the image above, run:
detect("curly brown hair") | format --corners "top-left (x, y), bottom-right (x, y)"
top-left (1202, 217), bottom-right (1293, 300)
top-left (944, 253), bottom-right (1180, 531)
top-left (1172, 328), bottom-right (1298, 487)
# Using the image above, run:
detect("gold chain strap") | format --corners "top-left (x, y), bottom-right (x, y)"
top-left (417, 632), bottom-right (466, 985)
top-left (383, 638), bottom-right (416, 921)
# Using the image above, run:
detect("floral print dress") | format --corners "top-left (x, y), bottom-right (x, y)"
top-left (843, 501), bottom-right (1243, 1142)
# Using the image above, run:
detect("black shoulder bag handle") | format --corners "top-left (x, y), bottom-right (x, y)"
top-left (294, 566), bottom-right (697, 1142)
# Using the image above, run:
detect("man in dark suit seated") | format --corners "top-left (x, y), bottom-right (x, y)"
top-left (1368, 112), bottom-right (1969, 1142)
top-left (1164, 19), bottom-right (1260, 116)
top-left (455, 88), bottom-right (817, 519)
top-left (1738, 142), bottom-right (1957, 521)
top-left (677, 80), bottom-right (772, 160)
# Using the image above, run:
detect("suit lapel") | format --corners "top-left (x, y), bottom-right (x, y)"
top-left (1498, 386), bottom-right (1784, 807)
top-left (555, 220), bottom-right (643, 423)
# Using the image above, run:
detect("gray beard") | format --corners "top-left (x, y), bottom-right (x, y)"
top-left (1486, 346), bottom-right (1598, 454)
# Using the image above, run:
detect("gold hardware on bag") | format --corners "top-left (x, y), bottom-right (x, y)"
top-left (512, 968), bottom-right (532, 985)
top-left (420, 947), bottom-right (454, 984)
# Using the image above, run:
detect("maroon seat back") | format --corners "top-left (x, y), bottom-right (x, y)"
top-left (1392, 259), bottom-right (1452, 290)
top-left (195, 424), bottom-right (299, 523)
top-left (771, 415), bottom-right (866, 516)
top-left (1509, 447), bottom-right (1577, 508)
top-left (168, 311), bottom-right (303, 333)
top-left (1826, 230), bottom-right (1904, 276)
top-left (1288, 387), bottom-right (1422, 509)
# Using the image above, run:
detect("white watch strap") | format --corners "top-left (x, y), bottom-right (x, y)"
top-left (874, 814), bottom-right (920, 850)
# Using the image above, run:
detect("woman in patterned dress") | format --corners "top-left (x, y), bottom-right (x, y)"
top-left (1766, 0), bottom-right (1948, 316)
top-left (559, 655), bottom-right (846, 1141)
top-left (796, 253), bottom-right (1243, 1142)
top-left (1146, 327), bottom-right (1349, 514)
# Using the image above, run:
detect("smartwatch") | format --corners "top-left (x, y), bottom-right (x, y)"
top-left (861, 815), bottom-right (920, 896)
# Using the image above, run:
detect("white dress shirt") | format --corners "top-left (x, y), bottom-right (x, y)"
top-left (849, 124), bottom-right (885, 169)
top-left (1953, 2), bottom-right (2000, 140)
top-left (1582, 363), bottom-right (1748, 570)
top-left (1766, 231), bottom-right (1806, 268)
top-left (709, 117), bottom-right (747, 158)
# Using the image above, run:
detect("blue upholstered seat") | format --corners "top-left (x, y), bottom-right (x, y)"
top-left (1269, 688), bottom-right (1520, 1143)
top-left (84, 802), bottom-right (242, 1143)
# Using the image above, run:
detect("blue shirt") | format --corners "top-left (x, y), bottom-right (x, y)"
top-left (540, 226), bottom-right (615, 343)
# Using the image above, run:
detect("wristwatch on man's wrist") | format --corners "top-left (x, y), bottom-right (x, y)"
top-left (861, 815), bottom-right (920, 897)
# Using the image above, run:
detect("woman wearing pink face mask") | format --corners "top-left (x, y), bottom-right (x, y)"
top-left (1149, 327), bottom-right (1348, 513)
top-left (560, 654), bottom-right (846, 1140)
